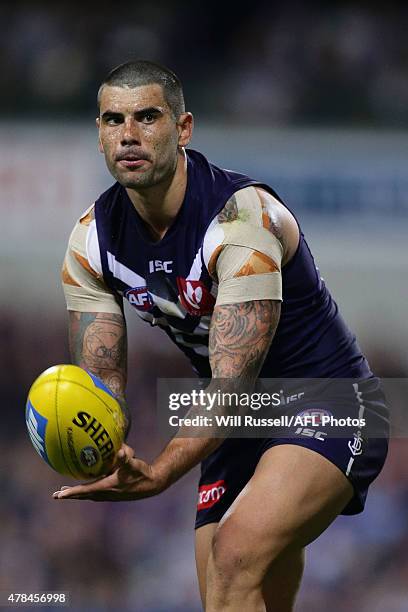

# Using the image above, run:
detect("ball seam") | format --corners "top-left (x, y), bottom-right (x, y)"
top-left (55, 367), bottom-right (76, 478)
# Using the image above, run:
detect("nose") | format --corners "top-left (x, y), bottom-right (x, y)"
top-left (120, 118), bottom-right (141, 146)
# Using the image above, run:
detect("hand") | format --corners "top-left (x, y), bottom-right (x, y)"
top-left (52, 444), bottom-right (166, 501)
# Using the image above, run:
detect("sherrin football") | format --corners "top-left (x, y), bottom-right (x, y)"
top-left (26, 364), bottom-right (126, 480)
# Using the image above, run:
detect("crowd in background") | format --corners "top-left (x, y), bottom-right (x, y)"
top-left (2, 2), bottom-right (408, 125)
top-left (0, 313), bottom-right (407, 611)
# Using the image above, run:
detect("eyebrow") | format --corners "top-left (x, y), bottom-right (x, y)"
top-left (101, 106), bottom-right (164, 120)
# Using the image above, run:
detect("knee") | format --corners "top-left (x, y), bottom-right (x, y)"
top-left (208, 519), bottom-right (286, 590)
top-left (209, 529), bottom-right (251, 588)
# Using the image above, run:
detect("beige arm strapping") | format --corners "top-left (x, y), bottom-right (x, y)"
top-left (215, 245), bottom-right (282, 306)
top-left (206, 185), bottom-right (284, 305)
top-left (62, 221), bottom-right (122, 314)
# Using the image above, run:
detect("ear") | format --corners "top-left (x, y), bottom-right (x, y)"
top-left (96, 117), bottom-right (104, 153)
top-left (177, 112), bottom-right (194, 147)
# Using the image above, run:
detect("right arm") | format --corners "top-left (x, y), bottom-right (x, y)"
top-left (62, 207), bottom-right (131, 432)
top-left (68, 311), bottom-right (127, 398)
top-left (68, 311), bottom-right (129, 427)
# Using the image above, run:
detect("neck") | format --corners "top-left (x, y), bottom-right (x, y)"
top-left (125, 149), bottom-right (188, 241)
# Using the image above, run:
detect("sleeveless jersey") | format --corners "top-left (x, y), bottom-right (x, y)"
top-left (94, 149), bottom-right (371, 380)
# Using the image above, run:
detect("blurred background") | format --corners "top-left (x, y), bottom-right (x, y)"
top-left (1, 1), bottom-right (407, 610)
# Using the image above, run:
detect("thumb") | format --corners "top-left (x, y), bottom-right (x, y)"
top-left (119, 443), bottom-right (135, 460)
top-left (116, 448), bottom-right (144, 475)
top-left (116, 450), bottom-right (135, 481)
top-left (117, 448), bottom-right (130, 465)
top-left (117, 453), bottom-right (148, 478)
top-left (117, 447), bottom-right (126, 459)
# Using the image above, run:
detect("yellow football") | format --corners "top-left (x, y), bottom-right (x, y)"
top-left (26, 364), bottom-right (126, 480)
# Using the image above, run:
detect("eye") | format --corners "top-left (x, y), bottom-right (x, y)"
top-left (106, 116), bottom-right (122, 126)
top-left (102, 114), bottom-right (123, 126)
top-left (142, 112), bottom-right (155, 124)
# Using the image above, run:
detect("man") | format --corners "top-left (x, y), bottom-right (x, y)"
top-left (53, 60), bottom-right (389, 611)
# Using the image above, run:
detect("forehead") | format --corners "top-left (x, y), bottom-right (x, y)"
top-left (99, 83), bottom-right (169, 114)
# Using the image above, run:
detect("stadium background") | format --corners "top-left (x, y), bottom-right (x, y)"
top-left (1, 2), bottom-right (407, 610)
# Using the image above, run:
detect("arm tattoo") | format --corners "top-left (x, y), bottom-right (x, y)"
top-left (209, 300), bottom-right (280, 382)
top-left (68, 311), bottom-right (127, 399)
top-left (217, 194), bottom-right (239, 223)
top-left (256, 188), bottom-right (285, 244)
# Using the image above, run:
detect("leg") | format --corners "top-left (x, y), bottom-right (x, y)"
top-left (262, 547), bottom-right (305, 612)
top-left (205, 444), bottom-right (353, 612)
top-left (196, 523), bottom-right (304, 612)
top-left (195, 522), bottom-right (218, 609)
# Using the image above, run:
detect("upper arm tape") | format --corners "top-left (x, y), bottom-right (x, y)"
top-left (221, 222), bottom-right (283, 267)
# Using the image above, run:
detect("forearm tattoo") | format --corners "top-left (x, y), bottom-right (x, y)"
top-left (68, 311), bottom-right (127, 398)
top-left (209, 300), bottom-right (280, 382)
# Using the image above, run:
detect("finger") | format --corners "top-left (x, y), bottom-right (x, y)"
top-left (53, 474), bottom-right (117, 499)
top-left (53, 488), bottom-right (99, 500)
top-left (54, 489), bottom-right (136, 501)
top-left (52, 486), bottom-right (71, 496)
top-left (53, 472), bottom-right (115, 497)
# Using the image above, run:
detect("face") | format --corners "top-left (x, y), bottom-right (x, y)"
top-left (97, 84), bottom-right (193, 190)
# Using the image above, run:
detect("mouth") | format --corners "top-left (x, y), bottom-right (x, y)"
top-left (117, 159), bottom-right (148, 169)
top-left (116, 152), bottom-right (150, 169)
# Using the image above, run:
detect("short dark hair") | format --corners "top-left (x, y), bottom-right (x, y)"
top-left (97, 60), bottom-right (185, 119)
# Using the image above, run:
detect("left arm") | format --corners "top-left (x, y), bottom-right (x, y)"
top-left (150, 299), bottom-right (281, 487)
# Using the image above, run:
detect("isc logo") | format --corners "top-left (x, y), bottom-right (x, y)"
top-left (149, 260), bottom-right (173, 273)
top-left (295, 427), bottom-right (327, 441)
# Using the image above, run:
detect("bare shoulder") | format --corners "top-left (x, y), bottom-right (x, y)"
top-left (255, 187), bottom-right (300, 265)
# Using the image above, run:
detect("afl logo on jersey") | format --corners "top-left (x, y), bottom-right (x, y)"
top-left (177, 278), bottom-right (215, 316)
top-left (125, 287), bottom-right (153, 311)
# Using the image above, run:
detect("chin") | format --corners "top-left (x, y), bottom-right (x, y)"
top-left (121, 176), bottom-right (154, 190)
top-left (113, 167), bottom-right (149, 187)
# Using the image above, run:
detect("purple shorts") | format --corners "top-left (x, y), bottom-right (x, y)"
top-left (196, 377), bottom-right (389, 529)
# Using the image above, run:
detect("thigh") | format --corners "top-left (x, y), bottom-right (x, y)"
top-left (195, 522), bottom-right (218, 608)
top-left (212, 444), bottom-right (354, 581)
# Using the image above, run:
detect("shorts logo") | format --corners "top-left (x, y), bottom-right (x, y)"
top-left (177, 278), bottom-right (215, 316)
top-left (296, 409), bottom-right (332, 426)
top-left (294, 409), bottom-right (331, 440)
top-left (197, 480), bottom-right (226, 510)
top-left (348, 432), bottom-right (363, 456)
top-left (125, 287), bottom-right (153, 311)
top-left (294, 427), bottom-right (327, 441)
